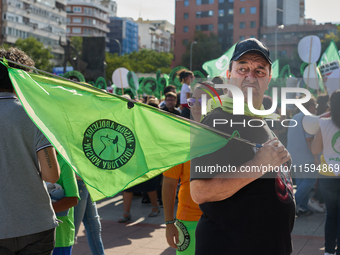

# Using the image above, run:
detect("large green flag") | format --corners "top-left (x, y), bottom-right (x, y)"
top-left (6, 64), bottom-right (229, 201)
top-left (318, 40), bottom-right (340, 67)
top-left (202, 44), bottom-right (237, 78)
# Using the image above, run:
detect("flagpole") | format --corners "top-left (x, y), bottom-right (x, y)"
top-left (307, 37), bottom-right (313, 90)
top-left (3, 59), bottom-right (262, 149)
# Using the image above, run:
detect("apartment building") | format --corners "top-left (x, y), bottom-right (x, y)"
top-left (106, 17), bottom-right (138, 55)
top-left (1, 0), bottom-right (67, 62)
top-left (66, 0), bottom-right (110, 40)
top-left (136, 18), bottom-right (173, 52)
top-left (174, 0), bottom-right (303, 67)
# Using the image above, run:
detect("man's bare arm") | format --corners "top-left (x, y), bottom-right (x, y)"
top-left (190, 139), bottom-right (290, 204)
top-left (37, 147), bottom-right (60, 183)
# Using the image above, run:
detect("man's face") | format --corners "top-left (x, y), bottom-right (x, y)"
top-left (165, 96), bottom-right (176, 109)
top-left (227, 53), bottom-right (272, 108)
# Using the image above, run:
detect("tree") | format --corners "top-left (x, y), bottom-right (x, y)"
top-left (321, 26), bottom-right (340, 56)
top-left (70, 36), bottom-right (83, 60)
top-left (105, 49), bottom-right (173, 81)
top-left (15, 37), bottom-right (54, 72)
top-left (181, 31), bottom-right (223, 74)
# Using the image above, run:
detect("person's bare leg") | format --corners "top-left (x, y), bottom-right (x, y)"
top-left (148, 190), bottom-right (159, 214)
top-left (122, 191), bottom-right (133, 218)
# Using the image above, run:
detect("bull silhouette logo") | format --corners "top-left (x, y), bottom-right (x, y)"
top-left (99, 135), bottom-right (119, 159)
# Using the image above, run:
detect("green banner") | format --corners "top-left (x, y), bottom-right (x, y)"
top-left (7, 66), bottom-right (229, 201)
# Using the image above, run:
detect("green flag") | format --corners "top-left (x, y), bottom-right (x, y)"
top-left (271, 59), bottom-right (279, 79)
top-left (7, 65), bottom-right (229, 201)
top-left (318, 40), bottom-right (340, 66)
top-left (202, 44), bottom-right (237, 78)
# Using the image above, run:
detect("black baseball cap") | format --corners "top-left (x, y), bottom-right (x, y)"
top-left (231, 38), bottom-right (272, 65)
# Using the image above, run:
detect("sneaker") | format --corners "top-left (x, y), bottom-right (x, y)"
top-left (308, 198), bottom-right (326, 213)
top-left (320, 203), bottom-right (326, 211)
top-left (325, 252), bottom-right (334, 255)
top-left (296, 206), bottom-right (313, 216)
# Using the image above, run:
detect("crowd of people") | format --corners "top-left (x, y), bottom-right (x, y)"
top-left (1, 37), bottom-right (340, 255)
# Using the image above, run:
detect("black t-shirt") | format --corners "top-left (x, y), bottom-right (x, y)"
top-left (191, 108), bottom-right (295, 255)
top-left (161, 106), bottom-right (181, 116)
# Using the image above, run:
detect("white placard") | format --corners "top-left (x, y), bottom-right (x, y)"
top-left (303, 63), bottom-right (321, 89)
top-left (112, 68), bottom-right (129, 89)
top-left (298, 36), bottom-right (321, 64)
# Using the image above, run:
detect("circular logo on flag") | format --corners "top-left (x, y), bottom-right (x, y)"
top-left (82, 119), bottom-right (136, 170)
top-left (175, 220), bottom-right (190, 251)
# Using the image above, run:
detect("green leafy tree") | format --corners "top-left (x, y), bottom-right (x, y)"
top-left (70, 36), bottom-right (83, 59)
top-left (15, 37), bottom-right (54, 72)
top-left (105, 50), bottom-right (173, 81)
top-left (181, 31), bottom-right (223, 74)
top-left (321, 26), bottom-right (340, 56)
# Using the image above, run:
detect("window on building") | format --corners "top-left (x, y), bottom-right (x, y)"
top-left (196, 10), bottom-right (214, 18)
top-left (280, 50), bottom-right (287, 57)
top-left (228, 23), bottom-right (233, 29)
top-left (240, 7), bottom-right (245, 14)
top-left (73, 17), bottom-right (81, 23)
top-left (184, 0), bottom-right (189, 6)
top-left (209, 0), bottom-right (214, 3)
top-left (219, 0), bottom-right (224, 3)
top-left (66, 27), bottom-right (70, 33)
top-left (66, 6), bottom-right (71, 12)
top-left (228, 0), bottom-right (234, 2)
top-left (184, 13), bottom-right (189, 19)
top-left (84, 8), bottom-right (92, 14)
top-left (72, 27), bottom-right (81, 33)
top-left (208, 24), bottom-right (213, 31)
top-left (250, 35), bottom-right (256, 38)
top-left (240, 36), bottom-right (245, 41)
top-left (73, 7), bottom-right (81, 12)
top-left (250, 21), bottom-right (256, 28)
top-left (219, 9), bottom-right (224, 17)
top-left (240, 22), bottom-right (245, 29)
top-left (228, 9), bottom-right (234, 15)
top-left (218, 23), bottom-right (224, 30)
top-left (183, 39), bottom-right (189, 46)
top-left (183, 26), bottom-right (189, 32)
top-left (196, 25), bottom-right (201, 31)
top-left (196, 0), bottom-right (202, 5)
top-left (66, 18), bottom-right (70, 23)
top-left (250, 7), bottom-right (256, 14)
top-left (84, 18), bottom-right (92, 24)
top-left (84, 28), bottom-right (92, 35)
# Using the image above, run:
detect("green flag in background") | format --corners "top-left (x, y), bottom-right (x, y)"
top-left (7, 66), bottom-right (229, 201)
top-left (318, 40), bottom-right (340, 67)
top-left (202, 44), bottom-right (236, 78)
top-left (271, 59), bottom-right (279, 79)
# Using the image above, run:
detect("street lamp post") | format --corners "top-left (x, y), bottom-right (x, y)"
top-left (275, 25), bottom-right (284, 61)
top-left (190, 41), bottom-right (197, 71)
top-left (113, 38), bottom-right (122, 56)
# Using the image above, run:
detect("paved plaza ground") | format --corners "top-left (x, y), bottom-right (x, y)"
top-left (73, 192), bottom-right (327, 255)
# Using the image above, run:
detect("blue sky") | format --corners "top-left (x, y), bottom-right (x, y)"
top-left (115, 0), bottom-right (340, 26)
